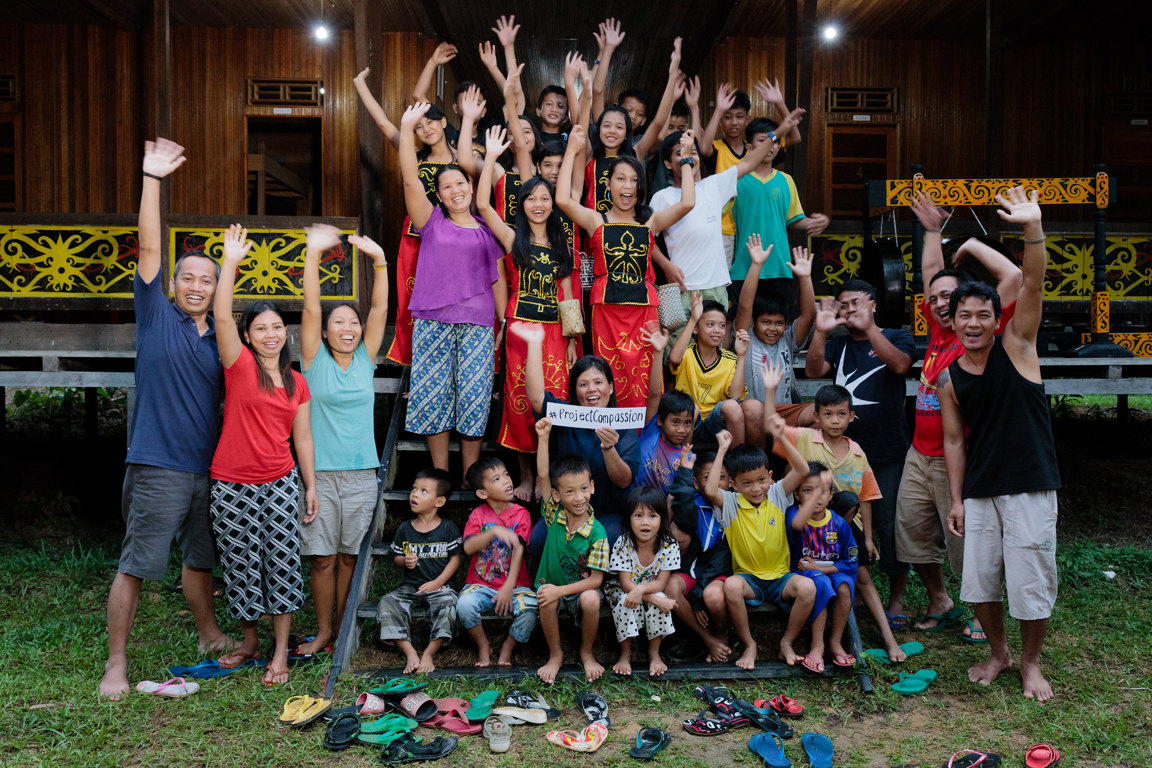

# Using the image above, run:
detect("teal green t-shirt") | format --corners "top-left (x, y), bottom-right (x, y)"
top-left (731, 169), bottom-right (806, 281)
top-left (534, 498), bottom-right (609, 588)
top-left (302, 344), bottom-right (379, 470)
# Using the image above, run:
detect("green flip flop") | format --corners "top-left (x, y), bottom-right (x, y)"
top-left (960, 620), bottom-right (989, 645)
top-left (892, 669), bottom-right (937, 695)
top-left (863, 641), bottom-right (924, 665)
top-left (360, 713), bottom-right (419, 734)
top-left (465, 689), bottom-right (502, 723)
top-left (368, 678), bottom-right (430, 696)
top-left (358, 728), bottom-right (420, 747)
top-left (914, 605), bottom-right (965, 632)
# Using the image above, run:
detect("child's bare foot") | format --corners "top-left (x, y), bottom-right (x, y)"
top-left (704, 635), bottom-right (731, 663)
top-left (885, 638), bottom-right (907, 663)
top-left (969, 652), bottom-right (1012, 686)
top-left (218, 647), bottom-right (262, 668)
top-left (582, 652), bottom-right (605, 683)
top-left (1021, 661), bottom-right (1053, 702)
top-left (537, 654), bottom-right (563, 684)
top-left (778, 640), bottom-right (799, 666)
top-left (475, 642), bottom-right (491, 668)
top-left (99, 659), bottom-right (130, 700)
top-left (735, 641), bottom-right (757, 670)
top-left (296, 631), bottom-right (331, 656)
top-left (402, 651), bottom-right (422, 674)
top-left (497, 635), bottom-right (517, 666)
top-left (262, 663), bottom-right (290, 686)
top-left (416, 652), bottom-right (437, 674)
top-left (649, 653), bottom-right (668, 677)
top-left (612, 656), bottom-right (632, 676)
top-left (198, 631), bottom-right (241, 655)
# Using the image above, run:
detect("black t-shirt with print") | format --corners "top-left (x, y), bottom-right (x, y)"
top-left (390, 518), bottom-right (463, 587)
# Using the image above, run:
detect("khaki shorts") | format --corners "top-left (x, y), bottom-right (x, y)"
top-left (895, 446), bottom-right (963, 572)
top-left (301, 469), bottom-right (378, 556)
top-left (959, 490), bottom-right (1058, 621)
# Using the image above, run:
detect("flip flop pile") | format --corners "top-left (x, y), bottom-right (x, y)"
top-left (683, 685), bottom-right (795, 739)
top-left (545, 691), bottom-right (614, 754)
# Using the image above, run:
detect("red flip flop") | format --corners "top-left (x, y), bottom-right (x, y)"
top-left (801, 655), bottom-right (825, 674)
top-left (1025, 744), bottom-right (1062, 768)
top-left (424, 698), bottom-right (483, 735)
top-left (756, 695), bottom-right (804, 719)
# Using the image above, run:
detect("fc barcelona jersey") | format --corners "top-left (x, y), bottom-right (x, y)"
top-left (589, 222), bottom-right (657, 306)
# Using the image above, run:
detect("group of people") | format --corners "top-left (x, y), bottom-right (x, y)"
top-left (101, 14), bottom-right (1060, 705)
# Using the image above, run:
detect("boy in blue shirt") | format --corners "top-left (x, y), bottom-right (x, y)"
top-left (635, 390), bottom-right (695, 494)
top-left (787, 463), bottom-right (859, 669)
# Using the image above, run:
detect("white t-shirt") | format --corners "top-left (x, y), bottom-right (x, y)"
top-left (650, 166), bottom-right (737, 291)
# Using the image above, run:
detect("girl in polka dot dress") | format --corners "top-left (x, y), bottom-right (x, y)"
top-left (606, 486), bottom-right (681, 676)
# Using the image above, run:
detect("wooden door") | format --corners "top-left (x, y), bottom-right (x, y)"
top-left (824, 125), bottom-right (898, 218)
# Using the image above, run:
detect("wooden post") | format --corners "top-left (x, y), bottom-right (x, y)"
top-left (984, 0), bottom-right (1003, 176)
top-left (910, 163), bottom-right (926, 342)
top-left (149, 0), bottom-right (171, 277)
top-left (354, 0), bottom-right (384, 321)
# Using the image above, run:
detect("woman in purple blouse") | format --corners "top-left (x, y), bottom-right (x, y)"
top-left (398, 102), bottom-right (509, 480)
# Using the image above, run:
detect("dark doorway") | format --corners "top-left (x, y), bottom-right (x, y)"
top-left (246, 117), bottom-right (322, 216)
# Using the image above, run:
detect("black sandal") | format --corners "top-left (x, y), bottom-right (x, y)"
top-left (379, 734), bottom-right (459, 764)
top-left (322, 713), bottom-right (361, 751)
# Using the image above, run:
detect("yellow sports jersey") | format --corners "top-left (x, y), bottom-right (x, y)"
top-left (715, 484), bottom-right (792, 581)
top-left (713, 139), bottom-right (745, 236)
top-left (671, 343), bottom-right (746, 418)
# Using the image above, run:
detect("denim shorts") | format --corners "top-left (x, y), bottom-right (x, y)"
top-left (734, 572), bottom-right (793, 607)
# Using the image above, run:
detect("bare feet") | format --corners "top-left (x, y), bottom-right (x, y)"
top-left (1021, 661), bottom-right (1053, 703)
top-left (704, 635), bottom-right (731, 663)
top-left (218, 647), bottom-right (262, 669)
top-left (778, 640), bottom-right (799, 666)
top-left (512, 478), bottom-right (535, 503)
top-left (402, 650), bottom-right (422, 675)
top-left (612, 656), bottom-right (632, 676)
top-left (649, 653), bottom-right (668, 677)
top-left (295, 632), bottom-right (332, 656)
top-left (99, 659), bottom-right (130, 700)
top-left (537, 654), bottom-right (563, 684)
top-left (497, 636), bottom-right (516, 666)
top-left (735, 641), bottom-right (757, 671)
top-left (262, 664), bottom-right (289, 686)
top-left (198, 632), bottom-right (241, 655)
top-left (475, 643), bottom-right (492, 668)
top-left (886, 639), bottom-right (907, 663)
top-left (582, 652), bottom-right (605, 683)
top-left (416, 652), bottom-right (437, 674)
top-left (968, 653), bottom-right (1012, 686)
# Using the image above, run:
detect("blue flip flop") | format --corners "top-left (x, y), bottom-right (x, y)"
top-left (801, 733), bottom-right (834, 768)
top-left (749, 732), bottom-right (790, 767)
top-left (169, 657), bottom-right (266, 678)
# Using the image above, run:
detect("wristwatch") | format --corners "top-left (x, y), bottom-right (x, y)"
top-left (679, 157), bottom-right (695, 167)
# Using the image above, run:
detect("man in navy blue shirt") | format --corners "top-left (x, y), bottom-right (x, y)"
top-left (100, 139), bottom-right (237, 699)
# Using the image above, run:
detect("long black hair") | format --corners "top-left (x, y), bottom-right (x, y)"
top-left (415, 104), bottom-right (450, 162)
top-left (624, 486), bottom-right (675, 550)
top-left (320, 301), bottom-right (364, 354)
top-left (568, 355), bottom-right (617, 408)
top-left (502, 114), bottom-right (541, 170)
top-left (606, 155), bottom-right (652, 224)
top-left (239, 300), bottom-right (297, 399)
top-left (591, 105), bottom-right (636, 160)
top-left (510, 176), bottom-right (572, 278)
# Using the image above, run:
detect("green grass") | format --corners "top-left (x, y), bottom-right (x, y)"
top-left (1, 539), bottom-right (1150, 767)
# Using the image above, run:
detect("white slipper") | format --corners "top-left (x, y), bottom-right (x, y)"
top-left (136, 677), bottom-right (199, 697)
top-left (492, 706), bottom-right (547, 724)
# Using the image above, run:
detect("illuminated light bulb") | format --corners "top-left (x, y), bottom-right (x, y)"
top-left (314, 24), bottom-right (330, 41)
top-left (823, 25), bottom-right (839, 41)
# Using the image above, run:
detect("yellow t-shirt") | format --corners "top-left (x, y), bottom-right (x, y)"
top-left (670, 342), bottom-right (746, 418)
top-left (714, 484), bottom-right (792, 581)
top-left (713, 139), bottom-right (745, 236)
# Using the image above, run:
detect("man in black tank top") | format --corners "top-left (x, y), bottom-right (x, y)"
top-left (937, 187), bottom-right (1059, 703)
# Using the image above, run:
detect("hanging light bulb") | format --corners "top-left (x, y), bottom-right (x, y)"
top-left (314, 24), bottom-right (330, 41)
top-left (823, 24), bottom-right (839, 41)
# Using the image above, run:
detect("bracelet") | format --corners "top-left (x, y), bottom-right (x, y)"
top-left (373, 262), bottom-right (388, 270)
top-left (594, 59), bottom-right (600, 65)
top-left (142, 172), bottom-right (162, 181)
top-left (767, 131), bottom-right (780, 145)
top-left (679, 157), bottom-right (695, 166)
top-left (1023, 236), bottom-right (1046, 244)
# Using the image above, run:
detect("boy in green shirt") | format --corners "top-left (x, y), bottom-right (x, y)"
top-left (534, 418), bottom-right (610, 684)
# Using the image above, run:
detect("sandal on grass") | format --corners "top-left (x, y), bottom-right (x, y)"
top-left (693, 685), bottom-right (742, 718)
top-left (135, 677), bottom-right (199, 698)
top-left (464, 689), bottom-right (501, 722)
top-left (757, 695), bottom-right (804, 719)
top-left (682, 710), bottom-right (751, 736)
top-left (506, 689), bottom-right (562, 720)
top-left (546, 722), bottom-right (608, 753)
top-left (394, 691), bottom-right (437, 722)
top-left (362, 713), bottom-right (419, 734)
top-left (369, 678), bottom-right (430, 696)
top-left (892, 669), bottom-right (938, 696)
top-left (863, 641), bottom-right (924, 665)
top-left (380, 734), bottom-right (458, 764)
top-left (801, 733), bottom-right (834, 768)
top-left (732, 698), bottom-right (794, 738)
top-left (291, 696), bottom-right (332, 728)
top-left (1024, 744), bottom-right (1062, 768)
top-left (943, 749), bottom-right (1002, 768)
top-left (322, 713), bottom-right (360, 751)
top-left (483, 717), bottom-right (511, 753)
top-left (914, 605), bottom-right (965, 632)
top-left (629, 727), bottom-right (671, 760)
top-left (748, 732), bottom-right (790, 768)
top-left (961, 620), bottom-right (988, 645)
top-left (575, 690), bottom-right (610, 727)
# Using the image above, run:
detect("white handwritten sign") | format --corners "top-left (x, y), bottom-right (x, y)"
top-left (545, 402), bottom-right (646, 430)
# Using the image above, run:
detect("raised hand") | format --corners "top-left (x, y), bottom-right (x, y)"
top-left (567, 124), bottom-right (587, 154)
top-left (668, 37), bottom-right (682, 73)
top-left (601, 18), bottom-right (625, 48)
top-left (353, 67), bottom-right (371, 85)
top-left (677, 128), bottom-right (695, 154)
top-left (400, 102), bottom-right (432, 129)
top-left (510, 321), bottom-right (546, 345)
top-left (734, 329), bottom-right (750, 356)
top-left (760, 358), bottom-right (785, 392)
top-left (765, 412), bottom-right (786, 440)
top-left (909, 189), bottom-right (948, 231)
top-left (673, 71), bottom-right (687, 101)
top-left (460, 85), bottom-right (486, 122)
top-left (485, 124), bottom-right (511, 156)
top-left (995, 185), bottom-right (1042, 226)
top-left (535, 417), bottom-right (552, 438)
top-left (492, 14), bottom-right (520, 47)
top-left (504, 62), bottom-right (525, 99)
top-left (639, 320), bottom-right (669, 352)
top-left (684, 75), bottom-right (701, 108)
top-left (142, 138), bottom-right (186, 179)
top-left (478, 40), bottom-right (498, 71)
top-left (431, 42), bottom-right (457, 65)
top-left (789, 245), bottom-right (813, 278)
top-left (775, 106), bottom-right (806, 137)
top-left (746, 233), bottom-right (773, 267)
top-left (814, 297), bottom-right (844, 333)
top-left (679, 442), bottom-right (695, 470)
top-left (348, 233), bottom-right (386, 266)
top-left (564, 51), bottom-right (583, 84)
top-left (688, 290), bottom-right (703, 322)
top-left (715, 429), bottom-right (733, 451)
top-left (306, 222), bottom-right (343, 253)
top-left (221, 224), bottom-right (252, 264)
top-left (715, 82), bottom-right (736, 113)
top-left (755, 77), bottom-right (784, 105)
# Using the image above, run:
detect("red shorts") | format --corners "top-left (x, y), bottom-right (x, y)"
top-left (674, 573), bottom-right (697, 593)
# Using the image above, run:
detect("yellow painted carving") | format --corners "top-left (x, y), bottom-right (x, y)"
top-left (0, 226), bottom-right (138, 297)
